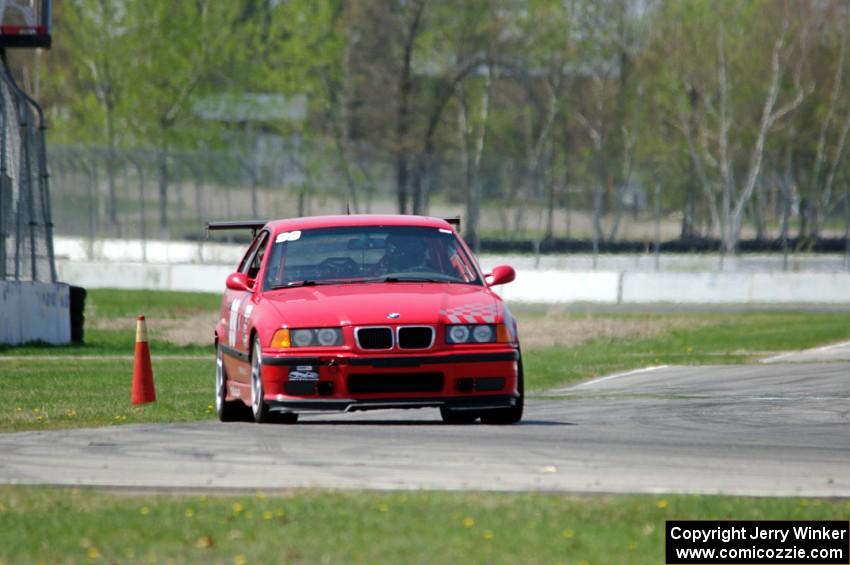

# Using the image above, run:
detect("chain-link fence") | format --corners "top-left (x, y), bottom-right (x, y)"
top-left (45, 140), bottom-right (850, 271)
top-left (0, 61), bottom-right (55, 282)
top-left (48, 140), bottom-right (421, 248)
top-left (45, 141), bottom-right (663, 241)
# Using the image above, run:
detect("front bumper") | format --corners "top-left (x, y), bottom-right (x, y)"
top-left (266, 394), bottom-right (519, 414)
top-left (260, 349), bottom-right (520, 413)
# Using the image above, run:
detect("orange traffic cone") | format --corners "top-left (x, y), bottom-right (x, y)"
top-left (132, 315), bottom-right (156, 404)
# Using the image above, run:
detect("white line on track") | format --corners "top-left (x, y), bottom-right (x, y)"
top-left (760, 339), bottom-right (850, 363)
top-left (568, 364), bottom-right (670, 390)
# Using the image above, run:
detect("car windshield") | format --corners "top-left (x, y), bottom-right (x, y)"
top-left (263, 226), bottom-right (482, 289)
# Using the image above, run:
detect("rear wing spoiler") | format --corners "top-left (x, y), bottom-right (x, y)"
top-left (442, 216), bottom-right (461, 230)
top-left (206, 220), bottom-right (267, 238)
top-left (205, 217), bottom-right (460, 237)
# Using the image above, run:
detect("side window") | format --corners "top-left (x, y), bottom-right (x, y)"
top-left (447, 242), bottom-right (475, 282)
top-left (237, 233), bottom-right (263, 273)
top-left (240, 231), bottom-right (270, 280)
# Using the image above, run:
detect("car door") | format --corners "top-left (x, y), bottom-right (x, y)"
top-left (223, 230), bottom-right (270, 383)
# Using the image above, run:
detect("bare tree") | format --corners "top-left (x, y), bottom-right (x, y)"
top-left (394, 0), bottom-right (425, 214)
top-left (676, 84), bottom-right (721, 236)
top-left (514, 74), bottom-right (560, 232)
top-left (675, 12), bottom-right (807, 255)
top-left (810, 26), bottom-right (850, 236)
top-left (457, 64), bottom-right (493, 251)
top-left (717, 21), bottom-right (806, 254)
top-left (411, 52), bottom-right (486, 215)
top-left (333, 12), bottom-right (361, 213)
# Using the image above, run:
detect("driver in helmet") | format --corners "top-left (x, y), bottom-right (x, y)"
top-left (382, 233), bottom-right (429, 272)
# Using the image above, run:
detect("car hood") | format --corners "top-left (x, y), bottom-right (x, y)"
top-left (262, 283), bottom-right (503, 327)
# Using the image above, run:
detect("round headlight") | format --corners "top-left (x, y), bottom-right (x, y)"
top-left (291, 329), bottom-right (314, 347)
top-left (317, 328), bottom-right (339, 346)
top-left (472, 325), bottom-right (494, 343)
top-left (448, 325), bottom-right (470, 343)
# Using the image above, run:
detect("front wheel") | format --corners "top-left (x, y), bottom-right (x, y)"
top-left (251, 336), bottom-right (298, 424)
top-left (480, 353), bottom-right (524, 425)
top-left (216, 343), bottom-right (245, 422)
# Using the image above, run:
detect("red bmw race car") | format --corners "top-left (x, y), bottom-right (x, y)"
top-left (209, 215), bottom-right (522, 425)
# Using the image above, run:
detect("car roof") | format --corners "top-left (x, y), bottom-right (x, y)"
top-left (264, 214), bottom-right (455, 234)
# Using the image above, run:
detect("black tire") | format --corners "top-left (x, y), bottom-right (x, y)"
top-left (216, 343), bottom-right (246, 422)
top-left (250, 336), bottom-right (298, 424)
top-left (275, 412), bottom-right (299, 424)
top-left (440, 407), bottom-right (479, 424)
top-left (250, 336), bottom-right (274, 423)
top-left (480, 352), bottom-right (524, 425)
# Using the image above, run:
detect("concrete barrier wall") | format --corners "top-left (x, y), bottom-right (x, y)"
top-left (55, 259), bottom-right (850, 304)
top-left (57, 260), bottom-right (231, 293)
top-left (54, 237), bottom-right (245, 265)
top-left (621, 272), bottom-right (753, 303)
top-left (0, 282), bottom-right (71, 345)
top-left (56, 260), bottom-right (624, 301)
top-left (620, 272), bottom-right (850, 304)
top-left (56, 236), bottom-right (850, 273)
top-left (749, 273), bottom-right (850, 303)
top-left (496, 271), bottom-right (621, 303)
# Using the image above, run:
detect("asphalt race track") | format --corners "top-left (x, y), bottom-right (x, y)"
top-left (1, 357), bottom-right (849, 497)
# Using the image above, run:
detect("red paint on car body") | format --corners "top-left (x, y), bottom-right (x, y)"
top-left (213, 215), bottom-right (522, 422)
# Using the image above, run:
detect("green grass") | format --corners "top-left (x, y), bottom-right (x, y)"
top-left (0, 358), bottom-right (214, 432)
top-left (0, 487), bottom-right (846, 565)
top-left (84, 288), bottom-right (221, 320)
top-left (0, 289), bottom-right (218, 431)
top-left (3, 290), bottom-right (850, 431)
top-left (1, 328), bottom-right (211, 356)
top-left (0, 288), bottom-right (219, 356)
top-left (524, 311), bottom-right (850, 391)
top-left (2, 291), bottom-right (849, 563)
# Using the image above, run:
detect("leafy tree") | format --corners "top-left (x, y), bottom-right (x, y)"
top-left (650, 0), bottom-right (807, 254)
top-left (37, 0), bottom-right (850, 247)
top-left (41, 0), bottom-right (133, 225)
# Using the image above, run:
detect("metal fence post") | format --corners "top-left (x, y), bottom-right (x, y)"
top-left (125, 151), bottom-right (147, 262)
top-left (72, 153), bottom-right (97, 260)
top-left (782, 180), bottom-right (790, 272)
top-left (0, 79), bottom-right (7, 280)
top-left (0, 174), bottom-right (8, 279)
top-left (844, 181), bottom-right (849, 272)
top-left (654, 182), bottom-right (661, 272)
top-left (0, 58), bottom-right (56, 282)
top-left (20, 104), bottom-right (38, 281)
top-left (592, 183), bottom-right (601, 270)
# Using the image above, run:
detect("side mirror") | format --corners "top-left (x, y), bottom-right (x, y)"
top-left (226, 272), bottom-right (252, 291)
top-left (485, 265), bottom-right (515, 287)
